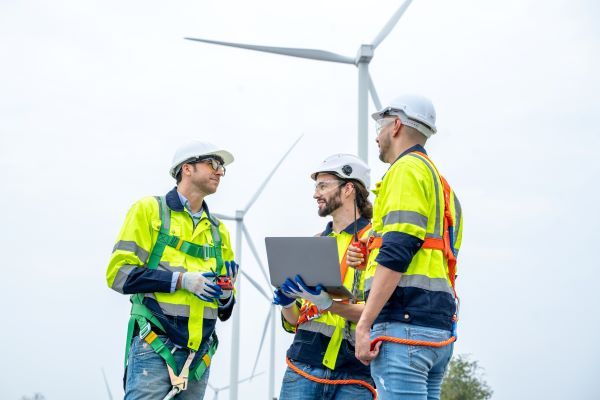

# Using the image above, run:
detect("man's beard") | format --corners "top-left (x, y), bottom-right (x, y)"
top-left (318, 190), bottom-right (342, 217)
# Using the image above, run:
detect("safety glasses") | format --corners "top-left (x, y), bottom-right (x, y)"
top-left (189, 157), bottom-right (226, 176)
top-left (314, 180), bottom-right (346, 193)
top-left (375, 117), bottom-right (398, 135)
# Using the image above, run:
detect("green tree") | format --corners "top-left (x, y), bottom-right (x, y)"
top-left (441, 355), bottom-right (493, 400)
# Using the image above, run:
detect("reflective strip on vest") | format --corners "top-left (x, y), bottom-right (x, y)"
top-left (144, 293), bottom-right (219, 319)
top-left (382, 210), bottom-right (428, 230)
top-left (112, 264), bottom-right (136, 293)
top-left (113, 240), bottom-right (149, 263)
top-left (398, 274), bottom-right (454, 296)
top-left (297, 320), bottom-right (336, 337)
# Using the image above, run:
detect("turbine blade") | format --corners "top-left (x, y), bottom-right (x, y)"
top-left (212, 213), bottom-right (237, 221)
top-left (242, 224), bottom-right (271, 288)
top-left (368, 72), bottom-right (382, 110)
top-left (244, 135), bottom-right (303, 212)
top-left (185, 38), bottom-right (354, 64)
top-left (241, 270), bottom-right (270, 301)
top-left (371, 0), bottom-right (413, 49)
top-left (250, 310), bottom-right (272, 378)
top-left (101, 368), bottom-right (114, 400)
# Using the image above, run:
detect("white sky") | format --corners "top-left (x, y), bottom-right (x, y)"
top-left (1, 0), bottom-right (599, 399)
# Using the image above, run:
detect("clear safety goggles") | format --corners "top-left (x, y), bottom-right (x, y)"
top-left (375, 117), bottom-right (398, 135)
top-left (314, 180), bottom-right (346, 193)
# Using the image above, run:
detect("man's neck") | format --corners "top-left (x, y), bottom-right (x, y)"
top-left (330, 204), bottom-right (361, 234)
top-left (177, 183), bottom-right (205, 214)
top-left (388, 140), bottom-right (423, 164)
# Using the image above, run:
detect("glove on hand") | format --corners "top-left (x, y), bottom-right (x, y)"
top-left (219, 260), bottom-right (239, 300)
top-left (182, 271), bottom-right (222, 302)
top-left (281, 274), bottom-right (333, 311)
top-left (273, 288), bottom-right (296, 308)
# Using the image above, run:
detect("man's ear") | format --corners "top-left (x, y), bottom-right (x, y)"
top-left (391, 119), bottom-right (402, 138)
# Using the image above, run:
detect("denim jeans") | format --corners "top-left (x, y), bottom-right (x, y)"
top-left (370, 322), bottom-right (453, 400)
top-left (124, 335), bottom-right (210, 400)
top-left (279, 360), bottom-right (375, 400)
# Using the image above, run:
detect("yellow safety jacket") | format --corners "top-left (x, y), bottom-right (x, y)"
top-left (282, 218), bottom-right (374, 374)
top-left (106, 188), bottom-right (235, 351)
top-left (366, 145), bottom-right (463, 330)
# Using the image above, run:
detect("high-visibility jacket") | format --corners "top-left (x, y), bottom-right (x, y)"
top-left (282, 217), bottom-right (374, 375)
top-left (366, 145), bottom-right (463, 331)
top-left (106, 187), bottom-right (235, 351)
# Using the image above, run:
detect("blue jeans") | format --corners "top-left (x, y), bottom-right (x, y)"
top-left (370, 322), bottom-right (453, 400)
top-left (125, 335), bottom-right (210, 400)
top-left (279, 360), bottom-right (374, 400)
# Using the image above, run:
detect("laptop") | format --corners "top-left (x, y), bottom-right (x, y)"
top-left (265, 236), bottom-right (354, 300)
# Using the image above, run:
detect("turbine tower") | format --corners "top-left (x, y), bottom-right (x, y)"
top-left (186, 0), bottom-right (414, 162)
top-left (213, 136), bottom-right (302, 400)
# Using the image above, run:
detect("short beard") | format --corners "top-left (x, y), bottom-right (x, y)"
top-left (318, 190), bottom-right (343, 217)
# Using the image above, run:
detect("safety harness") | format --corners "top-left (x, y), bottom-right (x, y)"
top-left (367, 151), bottom-right (460, 363)
top-left (124, 196), bottom-right (224, 399)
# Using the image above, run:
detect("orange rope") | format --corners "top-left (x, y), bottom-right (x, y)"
top-left (285, 357), bottom-right (378, 399)
top-left (370, 335), bottom-right (456, 350)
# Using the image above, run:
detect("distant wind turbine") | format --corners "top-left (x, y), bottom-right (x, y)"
top-left (101, 368), bottom-right (114, 400)
top-left (186, 0), bottom-right (414, 162)
top-left (212, 135), bottom-right (302, 400)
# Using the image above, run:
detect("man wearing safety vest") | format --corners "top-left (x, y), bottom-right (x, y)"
top-left (273, 154), bottom-right (377, 400)
top-left (349, 95), bottom-right (463, 400)
top-left (106, 140), bottom-right (239, 400)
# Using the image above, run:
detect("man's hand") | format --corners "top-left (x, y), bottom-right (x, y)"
top-left (347, 237), bottom-right (368, 268)
top-left (281, 275), bottom-right (333, 311)
top-left (273, 288), bottom-right (296, 308)
top-left (181, 271), bottom-right (222, 302)
top-left (354, 321), bottom-right (381, 365)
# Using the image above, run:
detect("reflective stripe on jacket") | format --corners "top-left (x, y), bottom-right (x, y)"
top-left (366, 145), bottom-right (463, 331)
top-left (106, 187), bottom-right (235, 350)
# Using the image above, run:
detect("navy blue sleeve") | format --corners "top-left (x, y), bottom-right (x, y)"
top-left (122, 268), bottom-right (174, 294)
top-left (375, 231), bottom-right (424, 273)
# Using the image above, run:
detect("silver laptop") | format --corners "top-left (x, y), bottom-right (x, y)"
top-left (265, 236), bottom-right (354, 300)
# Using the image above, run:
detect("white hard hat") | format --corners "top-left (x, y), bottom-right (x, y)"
top-left (372, 94), bottom-right (437, 138)
top-left (310, 154), bottom-right (371, 189)
top-left (170, 140), bottom-right (234, 178)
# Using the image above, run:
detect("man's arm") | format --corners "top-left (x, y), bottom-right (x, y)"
top-left (326, 302), bottom-right (364, 323)
top-left (355, 264), bottom-right (402, 365)
top-left (282, 303), bottom-right (301, 325)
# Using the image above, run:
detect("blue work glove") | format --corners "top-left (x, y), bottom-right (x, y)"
top-left (219, 260), bottom-right (239, 300)
top-left (281, 275), bottom-right (333, 311)
top-left (273, 288), bottom-right (296, 308)
top-left (182, 271), bottom-right (222, 302)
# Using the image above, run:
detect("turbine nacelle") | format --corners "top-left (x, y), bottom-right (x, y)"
top-left (355, 44), bottom-right (374, 64)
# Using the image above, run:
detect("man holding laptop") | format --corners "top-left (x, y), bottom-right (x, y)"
top-left (272, 154), bottom-right (376, 400)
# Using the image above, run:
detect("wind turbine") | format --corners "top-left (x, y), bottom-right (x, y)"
top-left (213, 135), bottom-right (302, 400)
top-left (207, 372), bottom-right (264, 400)
top-left (186, 0), bottom-right (414, 162)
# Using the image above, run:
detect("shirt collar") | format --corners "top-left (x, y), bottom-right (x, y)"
top-left (321, 217), bottom-right (370, 236)
top-left (165, 187), bottom-right (217, 225)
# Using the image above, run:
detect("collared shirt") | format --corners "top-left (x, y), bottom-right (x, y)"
top-left (177, 191), bottom-right (204, 227)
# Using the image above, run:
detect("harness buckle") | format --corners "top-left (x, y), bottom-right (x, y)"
top-left (139, 321), bottom-right (152, 340)
top-left (162, 348), bottom-right (196, 400)
top-left (203, 244), bottom-right (211, 260)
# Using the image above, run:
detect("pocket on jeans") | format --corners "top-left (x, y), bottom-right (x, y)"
top-left (370, 322), bottom-right (387, 339)
top-left (131, 335), bottom-right (170, 360)
top-left (407, 327), bottom-right (448, 373)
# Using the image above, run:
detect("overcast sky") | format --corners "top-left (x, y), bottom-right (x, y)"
top-left (1, 0), bottom-right (599, 399)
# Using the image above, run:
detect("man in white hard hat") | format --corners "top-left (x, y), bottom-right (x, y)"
top-left (348, 95), bottom-right (464, 400)
top-left (107, 140), bottom-right (239, 399)
top-left (273, 154), bottom-right (377, 400)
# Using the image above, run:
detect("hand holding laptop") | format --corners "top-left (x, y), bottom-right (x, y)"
top-left (280, 275), bottom-right (333, 311)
